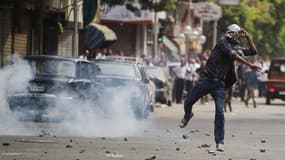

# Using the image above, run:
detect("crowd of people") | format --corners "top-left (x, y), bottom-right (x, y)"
top-left (79, 47), bottom-right (125, 60)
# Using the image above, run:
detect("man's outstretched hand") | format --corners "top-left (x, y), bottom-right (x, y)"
top-left (249, 63), bottom-right (262, 72)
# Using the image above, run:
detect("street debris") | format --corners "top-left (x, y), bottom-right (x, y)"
top-left (79, 149), bottom-right (86, 153)
top-left (204, 133), bottom-right (211, 136)
top-left (182, 134), bottom-right (190, 139)
top-left (261, 139), bottom-right (266, 143)
top-left (260, 149), bottom-right (266, 153)
top-left (0, 152), bottom-right (24, 156)
top-left (176, 147), bottom-right (180, 151)
top-left (105, 151), bottom-right (111, 154)
top-left (207, 150), bottom-right (215, 154)
top-left (105, 152), bottom-right (124, 158)
top-left (201, 144), bottom-right (211, 148)
top-left (190, 129), bottom-right (200, 133)
top-left (39, 130), bottom-right (51, 137)
top-left (161, 104), bottom-right (168, 108)
top-left (2, 142), bottom-right (10, 146)
top-left (145, 155), bottom-right (156, 160)
top-left (66, 144), bottom-right (72, 148)
top-left (130, 146), bottom-right (136, 151)
top-left (17, 139), bottom-right (56, 144)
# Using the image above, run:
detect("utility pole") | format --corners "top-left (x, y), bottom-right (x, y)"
top-left (185, 0), bottom-right (192, 60)
top-left (72, 0), bottom-right (79, 57)
top-left (212, 20), bottom-right (218, 48)
top-left (152, 0), bottom-right (158, 61)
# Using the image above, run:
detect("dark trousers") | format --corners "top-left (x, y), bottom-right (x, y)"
top-left (174, 78), bottom-right (185, 103)
top-left (185, 80), bottom-right (194, 92)
top-left (184, 78), bottom-right (225, 144)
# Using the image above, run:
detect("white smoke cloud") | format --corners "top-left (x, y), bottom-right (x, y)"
top-left (0, 54), bottom-right (34, 135)
top-left (54, 86), bottom-right (149, 137)
top-left (0, 55), bottom-right (150, 137)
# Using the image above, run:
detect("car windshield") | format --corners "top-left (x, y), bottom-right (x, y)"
top-left (29, 59), bottom-right (76, 77)
top-left (144, 67), bottom-right (167, 82)
top-left (96, 62), bottom-right (140, 78)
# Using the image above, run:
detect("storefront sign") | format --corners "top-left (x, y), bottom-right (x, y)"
top-left (219, 0), bottom-right (240, 5)
top-left (194, 2), bottom-right (222, 21)
top-left (100, 4), bottom-right (153, 24)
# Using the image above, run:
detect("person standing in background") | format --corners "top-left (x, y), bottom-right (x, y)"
top-left (173, 57), bottom-right (187, 104)
top-left (185, 58), bottom-right (197, 92)
top-left (244, 64), bottom-right (259, 108)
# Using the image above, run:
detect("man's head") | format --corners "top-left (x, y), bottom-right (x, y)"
top-left (225, 24), bottom-right (241, 39)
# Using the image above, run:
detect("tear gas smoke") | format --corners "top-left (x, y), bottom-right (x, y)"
top-left (0, 55), bottom-right (34, 135)
top-left (0, 55), bottom-right (149, 137)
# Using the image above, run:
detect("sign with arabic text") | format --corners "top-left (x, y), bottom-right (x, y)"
top-left (219, 0), bottom-right (240, 5)
top-left (194, 2), bottom-right (222, 21)
top-left (100, 4), bottom-right (153, 24)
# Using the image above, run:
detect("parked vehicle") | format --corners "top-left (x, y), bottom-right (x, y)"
top-left (142, 66), bottom-right (172, 106)
top-left (266, 57), bottom-right (285, 104)
top-left (7, 55), bottom-right (103, 121)
top-left (92, 58), bottom-right (153, 119)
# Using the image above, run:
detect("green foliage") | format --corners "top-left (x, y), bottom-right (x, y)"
top-left (209, 0), bottom-right (285, 57)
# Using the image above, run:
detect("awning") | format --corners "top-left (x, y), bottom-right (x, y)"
top-left (85, 23), bottom-right (117, 50)
top-left (162, 36), bottom-right (179, 62)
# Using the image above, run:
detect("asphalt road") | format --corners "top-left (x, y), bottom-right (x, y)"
top-left (0, 97), bottom-right (285, 160)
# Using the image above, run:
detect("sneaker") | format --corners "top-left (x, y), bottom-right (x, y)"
top-left (179, 113), bottom-right (194, 128)
top-left (216, 144), bottom-right (224, 152)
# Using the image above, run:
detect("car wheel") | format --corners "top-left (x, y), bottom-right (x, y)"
top-left (34, 112), bottom-right (44, 122)
top-left (134, 104), bottom-right (149, 120)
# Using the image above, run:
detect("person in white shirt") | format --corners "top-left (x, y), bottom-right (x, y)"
top-left (185, 58), bottom-right (198, 92)
top-left (79, 49), bottom-right (90, 60)
top-left (173, 58), bottom-right (187, 104)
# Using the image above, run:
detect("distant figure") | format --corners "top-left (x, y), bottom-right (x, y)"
top-left (96, 48), bottom-right (107, 59)
top-left (185, 58), bottom-right (197, 92)
top-left (224, 87), bottom-right (233, 112)
top-left (79, 49), bottom-right (90, 60)
top-left (172, 58), bottom-right (186, 104)
top-left (106, 48), bottom-right (113, 56)
top-left (237, 63), bottom-right (247, 101)
top-left (244, 66), bottom-right (259, 108)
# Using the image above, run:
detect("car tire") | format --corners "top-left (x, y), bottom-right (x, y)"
top-left (34, 112), bottom-right (44, 122)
